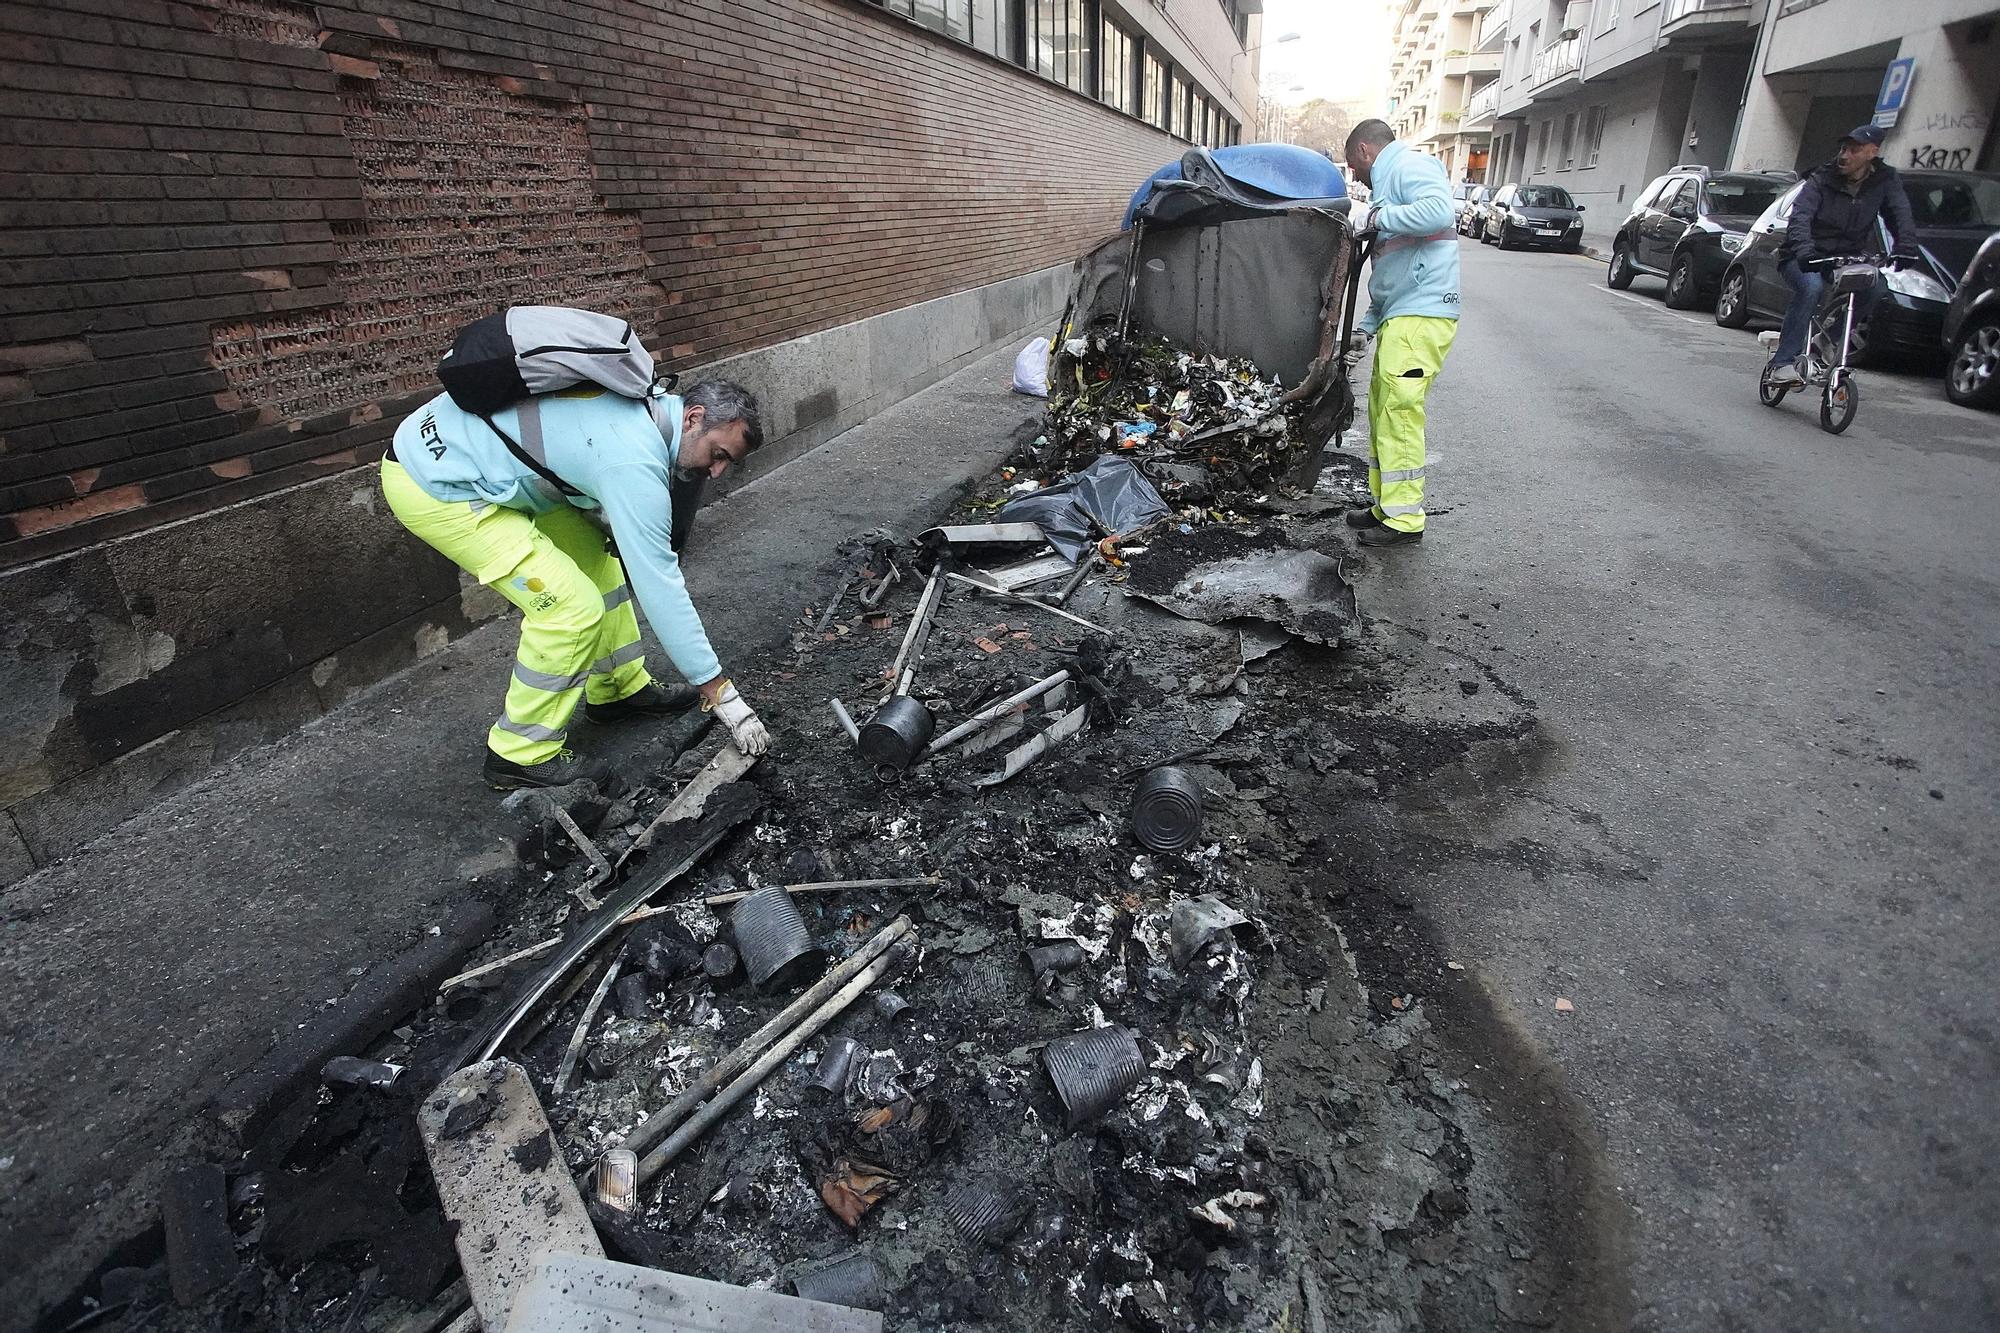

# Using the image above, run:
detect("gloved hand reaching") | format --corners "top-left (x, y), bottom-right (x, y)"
top-left (703, 678), bottom-right (771, 756)
top-left (1343, 327), bottom-right (1373, 369)
top-left (1348, 201), bottom-right (1374, 236)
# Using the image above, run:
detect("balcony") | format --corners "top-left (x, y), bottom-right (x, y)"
top-left (1530, 34), bottom-right (1582, 97)
top-left (1445, 50), bottom-right (1503, 77)
top-left (1462, 79), bottom-right (1500, 130)
top-left (1413, 0), bottom-right (1442, 17)
top-left (1660, 0), bottom-right (1757, 46)
top-left (1475, 1), bottom-right (1508, 51)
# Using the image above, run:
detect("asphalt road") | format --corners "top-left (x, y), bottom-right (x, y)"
top-left (1356, 240), bottom-right (2000, 1330)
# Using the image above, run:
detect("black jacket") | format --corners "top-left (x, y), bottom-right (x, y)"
top-left (1784, 160), bottom-right (1918, 263)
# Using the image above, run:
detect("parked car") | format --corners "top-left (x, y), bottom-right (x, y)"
top-left (1943, 230), bottom-right (2000, 409)
top-left (1478, 183), bottom-right (1585, 251)
top-left (1714, 169), bottom-right (1999, 363)
top-left (1456, 184), bottom-right (1490, 236)
top-left (1605, 167), bottom-right (1793, 307)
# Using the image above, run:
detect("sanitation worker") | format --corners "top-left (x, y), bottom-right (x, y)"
top-left (1340, 118), bottom-right (1461, 548)
top-left (381, 379), bottom-right (771, 789)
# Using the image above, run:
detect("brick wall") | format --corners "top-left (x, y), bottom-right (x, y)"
top-left (0, 0), bottom-right (1189, 566)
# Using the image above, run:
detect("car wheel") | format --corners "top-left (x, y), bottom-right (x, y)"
top-left (1716, 267), bottom-right (1750, 328)
top-left (1664, 254), bottom-right (1698, 309)
top-left (1945, 315), bottom-right (2000, 408)
top-left (1606, 241), bottom-right (1634, 289)
top-left (1496, 225), bottom-right (1515, 251)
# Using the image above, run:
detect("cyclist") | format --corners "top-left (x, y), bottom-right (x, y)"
top-left (1766, 123), bottom-right (1918, 388)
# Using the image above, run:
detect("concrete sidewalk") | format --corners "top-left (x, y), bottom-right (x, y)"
top-left (0, 343), bottom-right (1045, 1322)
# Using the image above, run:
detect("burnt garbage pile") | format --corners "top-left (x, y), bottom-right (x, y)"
top-left (1026, 333), bottom-right (1322, 508)
top-left (76, 505), bottom-right (1561, 1332)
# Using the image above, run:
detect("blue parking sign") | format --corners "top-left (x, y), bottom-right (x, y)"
top-left (1873, 58), bottom-right (1915, 128)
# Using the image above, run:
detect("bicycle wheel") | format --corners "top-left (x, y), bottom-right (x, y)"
top-left (1758, 364), bottom-right (1791, 407)
top-left (1819, 369), bottom-right (1858, 434)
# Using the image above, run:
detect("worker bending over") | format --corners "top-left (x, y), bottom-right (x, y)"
top-left (1342, 118), bottom-right (1462, 548)
top-left (382, 380), bottom-right (771, 789)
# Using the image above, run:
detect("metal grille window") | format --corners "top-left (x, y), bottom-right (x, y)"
top-left (1100, 17), bottom-right (1135, 114)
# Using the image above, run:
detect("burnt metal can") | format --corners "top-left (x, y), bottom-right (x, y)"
top-left (857, 695), bottom-right (935, 769)
top-left (1042, 1025), bottom-right (1146, 1130)
top-left (1131, 766), bottom-right (1203, 852)
top-left (813, 1034), bottom-right (862, 1095)
top-left (943, 1181), bottom-right (1034, 1247)
top-left (790, 1252), bottom-right (886, 1310)
top-left (730, 886), bottom-right (825, 991)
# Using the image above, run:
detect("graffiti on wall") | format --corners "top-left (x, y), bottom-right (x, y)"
top-left (1908, 145), bottom-right (1974, 170)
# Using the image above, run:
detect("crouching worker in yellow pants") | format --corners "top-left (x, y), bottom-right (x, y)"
top-left (382, 380), bottom-right (772, 790)
top-left (1340, 118), bottom-right (1461, 547)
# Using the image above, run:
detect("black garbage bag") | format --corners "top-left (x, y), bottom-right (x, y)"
top-left (995, 456), bottom-right (1170, 561)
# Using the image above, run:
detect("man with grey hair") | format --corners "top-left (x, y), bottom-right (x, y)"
top-left (382, 377), bottom-right (772, 789)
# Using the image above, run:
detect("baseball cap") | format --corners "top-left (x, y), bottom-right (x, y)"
top-left (1840, 124), bottom-right (1886, 146)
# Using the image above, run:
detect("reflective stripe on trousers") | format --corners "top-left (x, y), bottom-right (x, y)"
top-left (1367, 315), bottom-right (1458, 533)
top-left (379, 459), bottom-right (653, 765)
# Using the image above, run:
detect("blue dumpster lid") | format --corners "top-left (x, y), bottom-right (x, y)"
top-left (1123, 144), bottom-right (1350, 230)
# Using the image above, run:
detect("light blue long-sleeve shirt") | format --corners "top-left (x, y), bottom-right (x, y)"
top-left (391, 388), bottom-right (722, 687)
top-left (1359, 140), bottom-right (1462, 334)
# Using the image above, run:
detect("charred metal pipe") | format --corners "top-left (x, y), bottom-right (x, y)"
top-left (940, 569), bottom-right (1115, 638)
top-left (881, 571), bottom-right (944, 701)
top-left (610, 916), bottom-right (914, 1169)
top-left (829, 697), bottom-right (861, 744)
top-left (1049, 554), bottom-right (1098, 609)
top-left (925, 670), bottom-right (1072, 756)
top-left (636, 936), bottom-right (916, 1184)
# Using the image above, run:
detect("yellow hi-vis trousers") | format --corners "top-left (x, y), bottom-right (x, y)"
top-left (381, 459), bottom-right (651, 765)
top-left (1367, 315), bottom-right (1458, 534)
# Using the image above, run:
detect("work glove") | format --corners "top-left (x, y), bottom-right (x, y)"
top-left (1348, 201), bottom-right (1374, 237)
top-left (705, 679), bottom-right (770, 756)
top-left (1343, 328), bottom-right (1373, 370)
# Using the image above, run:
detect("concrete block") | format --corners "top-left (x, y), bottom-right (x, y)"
top-left (419, 1060), bottom-right (603, 1332)
top-left (501, 1251), bottom-right (883, 1333)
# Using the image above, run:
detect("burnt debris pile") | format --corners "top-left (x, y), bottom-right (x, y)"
top-left (1028, 333), bottom-right (1316, 507)
top-left (87, 487), bottom-right (1561, 1331)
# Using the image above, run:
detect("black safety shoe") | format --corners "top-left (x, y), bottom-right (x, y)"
top-left (1357, 524), bottom-right (1424, 547)
top-left (1345, 505), bottom-right (1386, 529)
top-left (483, 747), bottom-right (613, 791)
top-left (583, 683), bottom-right (699, 724)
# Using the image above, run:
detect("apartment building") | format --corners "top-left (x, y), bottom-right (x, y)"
top-left (1388, 0), bottom-right (1505, 183)
top-left (1471, 0), bottom-right (1998, 228)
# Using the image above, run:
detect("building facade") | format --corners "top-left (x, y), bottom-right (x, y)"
top-left (1731, 0), bottom-right (2000, 178)
top-left (0, 0), bottom-right (1261, 886)
top-left (1466, 0), bottom-right (1998, 234)
top-left (1388, 0), bottom-right (1503, 183)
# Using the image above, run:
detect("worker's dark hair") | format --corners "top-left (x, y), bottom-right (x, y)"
top-left (682, 379), bottom-right (764, 452)
top-left (1345, 119), bottom-right (1396, 156)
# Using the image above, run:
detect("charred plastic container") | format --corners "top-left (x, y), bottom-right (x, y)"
top-left (730, 886), bottom-right (825, 991)
top-left (791, 1252), bottom-right (887, 1310)
top-left (857, 695), bottom-right (934, 769)
top-left (1131, 765), bottom-right (1204, 852)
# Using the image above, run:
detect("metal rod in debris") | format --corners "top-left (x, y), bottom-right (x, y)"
top-left (552, 956), bottom-right (622, 1097)
top-left (636, 934), bottom-right (916, 1185)
top-left (940, 569), bottom-right (1115, 637)
top-left (829, 697), bottom-right (861, 744)
top-left (702, 876), bottom-right (938, 907)
top-left (613, 916), bottom-right (914, 1167)
top-left (1049, 553), bottom-right (1098, 608)
top-left (926, 670), bottom-right (1073, 756)
top-left (881, 571), bottom-right (944, 701)
top-left (972, 704), bottom-right (1090, 788)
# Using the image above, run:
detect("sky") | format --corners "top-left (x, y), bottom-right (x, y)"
top-left (1257, 0), bottom-right (1389, 111)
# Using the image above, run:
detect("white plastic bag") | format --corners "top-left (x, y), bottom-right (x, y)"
top-left (1011, 336), bottom-right (1051, 397)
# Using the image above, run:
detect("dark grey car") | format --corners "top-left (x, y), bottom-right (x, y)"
top-left (1606, 168), bottom-right (1792, 307)
top-left (1943, 231), bottom-right (2000, 409)
top-left (1479, 183), bottom-right (1584, 252)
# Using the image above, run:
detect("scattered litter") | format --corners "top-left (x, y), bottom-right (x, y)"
top-left (1554, 997), bottom-right (1575, 1014)
top-left (320, 1056), bottom-right (403, 1089)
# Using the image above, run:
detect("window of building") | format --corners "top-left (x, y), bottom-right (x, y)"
top-left (1142, 52), bottom-right (1167, 129)
top-left (1559, 111), bottom-right (1577, 169)
top-left (1022, 0), bottom-right (1091, 93)
top-left (1583, 104), bottom-right (1606, 166)
top-left (1100, 16), bottom-right (1134, 113)
top-left (1536, 119), bottom-right (1551, 171)
top-left (1601, 0), bottom-right (1619, 29)
top-left (1172, 75), bottom-right (1192, 140)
